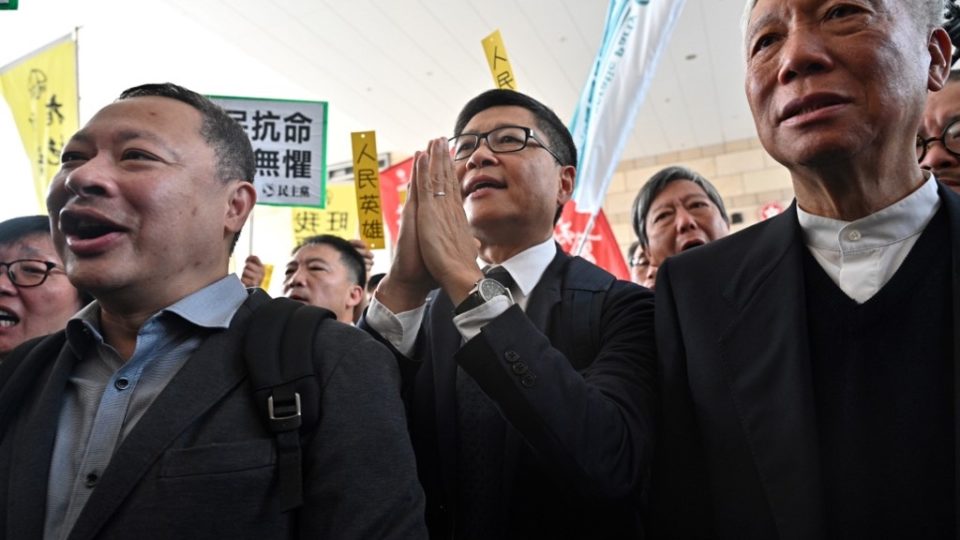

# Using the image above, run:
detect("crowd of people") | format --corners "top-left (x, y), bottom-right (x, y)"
top-left (0, 0), bottom-right (959, 537)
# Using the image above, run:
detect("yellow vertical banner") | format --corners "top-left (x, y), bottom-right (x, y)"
top-left (0, 35), bottom-right (78, 213)
top-left (350, 131), bottom-right (385, 249)
top-left (291, 183), bottom-right (359, 248)
top-left (482, 30), bottom-right (518, 91)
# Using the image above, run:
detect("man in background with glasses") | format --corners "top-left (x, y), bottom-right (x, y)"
top-left (0, 215), bottom-right (89, 362)
top-left (362, 89), bottom-right (655, 539)
top-left (919, 70), bottom-right (960, 193)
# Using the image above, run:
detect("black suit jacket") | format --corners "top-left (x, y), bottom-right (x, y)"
top-left (649, 185), bottom-right (960, 539)
top-left (363, 247), bottom-right (657, 539)
top-left (0, 290), bottom-right (426, 540)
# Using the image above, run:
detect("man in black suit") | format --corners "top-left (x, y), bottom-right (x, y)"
top-left (650, 0), bottom-right (956, 537)
top-left (363, 89), bottom-right (656, 538)
top-left (0, 83), bottom-right (425, 539)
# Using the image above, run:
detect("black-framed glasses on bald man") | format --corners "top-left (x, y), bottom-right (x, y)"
top-left (449, 125), bottom-right (563, 163)
top-left (0, 259), bottom-right (61, 288)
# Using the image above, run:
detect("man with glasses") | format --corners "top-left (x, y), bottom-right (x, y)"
top-left (919, 70), bottom-right (960, 193)
top-left (362, 89), bottom-right (655, 538)
top-left (0, 215), bottom-right (88, 362)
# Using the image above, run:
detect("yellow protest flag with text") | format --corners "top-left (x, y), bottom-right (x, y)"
top-left (291, 183), bottom-right (360, 248)
top-left (482, 30), bottom-right (517, 91)
top-left (0, 35), bottom-right (78, 213)
top-left (350, 131), bottom-right (386, 250)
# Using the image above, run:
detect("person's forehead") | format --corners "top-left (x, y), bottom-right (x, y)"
top-left (292, 243), bottom-right (345, 266)
top-left (0, 233), bottom-right (58, 260)
top-left (75, 96), bottom-right (203, 143)
top-left (463, 105), bottom-right (537, 132)
top-left (652, 179), bottom-right (709, 206)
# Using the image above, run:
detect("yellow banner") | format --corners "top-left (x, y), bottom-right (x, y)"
top-left (482, 29), bottom-right (517, 91)
top-left (0, 35), bottom-right (78, 213)
top-left (350, 131), bottom-right (385, 249)
top-left (291, 183), bottom-right (360, 248)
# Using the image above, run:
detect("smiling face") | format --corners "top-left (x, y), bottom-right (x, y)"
top-left (744, 0), bottom-right (941, 170)
top-left (455, 106), bottom-right (574, 247)
top-left (919, 80), bottom-right (960, 193)
top-left (644, 179), bottom-right (729, 264)
top-left (283, 242), bottom-right (362, 323)
top-left (0, 232), bottom-right (82, 358)
top-left (47, 96), bottom-right (254, 311)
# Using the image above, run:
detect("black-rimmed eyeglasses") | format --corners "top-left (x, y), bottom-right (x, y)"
top-left (917, 119), bottom-right (960, 162)
top-left (0, 259), bottom-right (61, 288)
top-left (449, 125), bottom-right (563, 163)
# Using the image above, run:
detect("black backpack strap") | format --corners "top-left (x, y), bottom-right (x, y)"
top-left (244, 297), bottom-right (335, 512)
top-left (561, 257), bottom-right (615, 369)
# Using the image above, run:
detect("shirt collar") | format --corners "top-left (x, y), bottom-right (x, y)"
top-left (479, 238), bottom-right (557, 297)
top-left (66, 274), bottom-right (249, 348)
top-left (797, 173), bottom-right (941, 252)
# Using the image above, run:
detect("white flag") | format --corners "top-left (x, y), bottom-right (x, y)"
top-left (569, 0), bottom-right (686, 214)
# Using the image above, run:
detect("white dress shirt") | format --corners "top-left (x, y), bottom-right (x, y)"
top-left (797, 174), bottom-right (941, 304)
top-left (366, 238), bottom-right (557, 356)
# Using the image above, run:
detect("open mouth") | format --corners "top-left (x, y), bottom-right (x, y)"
top-left (59, 210), bottom-right (127, 243)
top-left (463, 177), bottom-right (506, 197)
top-left (680, 239), bottom-right (705, 252)
top-left (0, 308), bottom-right (20, 328)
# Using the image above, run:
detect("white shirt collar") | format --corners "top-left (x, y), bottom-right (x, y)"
top-left (479, 238), bottom-right (557, 298)
top-left (797, 173), bottom-right (940, 252)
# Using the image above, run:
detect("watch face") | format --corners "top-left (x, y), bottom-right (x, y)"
top-left (478, 278), bottom-right (508, 300)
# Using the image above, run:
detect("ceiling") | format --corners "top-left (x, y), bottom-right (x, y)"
top-left (0, 0), bottom-right (757, 170)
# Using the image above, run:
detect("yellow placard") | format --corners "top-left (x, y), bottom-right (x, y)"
top-left (291, 183), bottom-right (360, 248)
top-left (482, 29), bottom-right (517, 91)
top-left (260, 263), bottom-right (274, 291)
top-left (350, 131), bottom-right (385, 250)
top-left (0, 35), bottom-right (78, 213)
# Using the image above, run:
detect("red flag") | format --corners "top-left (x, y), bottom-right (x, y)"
top-left (378, 157), bottom-right (414, 246)
top-left (554, 201), bottom-right (629, 280)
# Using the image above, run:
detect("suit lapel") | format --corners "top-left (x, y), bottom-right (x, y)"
top-left (7, 345), bottom-right (79, 539)
top-left (717, 205), bottom-right (825, 538)
top-left (66, 294), bottom-right (262, 540)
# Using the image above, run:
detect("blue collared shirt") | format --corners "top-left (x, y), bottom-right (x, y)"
top-left (44, 275), bottom-right (249, 540)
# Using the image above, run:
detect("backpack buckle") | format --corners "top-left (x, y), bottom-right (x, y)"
top-left (267, 392), bottom-right (302, 431)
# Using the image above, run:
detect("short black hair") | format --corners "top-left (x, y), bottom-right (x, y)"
top-left (454, 89), bottom-right (577, 224)
top-left (118, 83), bottom-right (255, 254)
top-left (118, 83), bottom-right (255, 185)
top-left (366, 272), bottom-right (385, 294)
top-left (0, 215), bottom-right (93, 306)
top-left (631, 166), bottom-right (730, 249)
top-left (293, 235), bottom-right (367, 288)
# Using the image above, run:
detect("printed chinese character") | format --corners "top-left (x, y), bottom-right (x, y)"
top-left (284, 112), bottom-right (313, 144)
top-left (356, 169), bottom-right (378, 190)
top-left (496, 71), bottom-right (516, 90)
top-left (254, 149), bottom-right (280, 177)
top-left (355, 143), bottom-right (377, 164)
top-left (46, 95), bottom-right (64, 126)
top-left (293, 211), bottom-right (321, 234)
top-left (358, 194), bottom-right (381, 216)
top-left (326, 212), bottom-right (350, 232)
top-left (361, 220), bottom-right (384, 240)
top-left (283, 149), bottom-right (312, 178)
top-left (46, 137), bottom-right (63, 166)
top-left (252, 110), bottom-right (281, 142)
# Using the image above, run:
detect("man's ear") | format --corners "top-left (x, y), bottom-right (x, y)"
top-left (225, 180), bottom-right (257, 236)
top-left (927, 27), bottom-right (952, 92)
top-left (346, 283), bottom-right (364, 308)
top-left (557, 165), bottom-right (576, 207)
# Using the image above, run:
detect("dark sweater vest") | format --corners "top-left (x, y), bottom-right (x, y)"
top-left (804, 208), bottom-right (954, 538)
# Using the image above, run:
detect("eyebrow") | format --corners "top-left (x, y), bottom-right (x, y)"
top-left (67, 129), bottom-right (183, 161)
top-left (745, 11), bottom-right (778, 46)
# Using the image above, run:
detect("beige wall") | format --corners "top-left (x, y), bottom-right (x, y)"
top-left (603, 136), bottom-right (797, 256)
